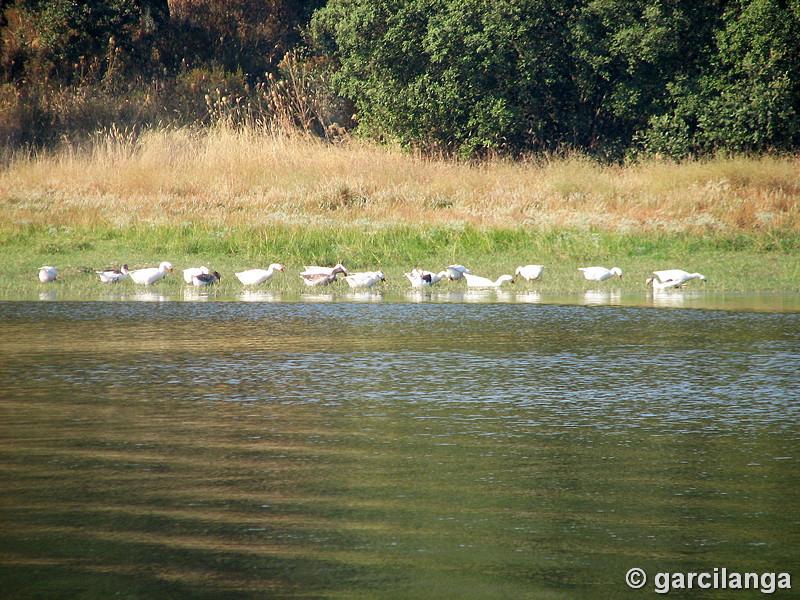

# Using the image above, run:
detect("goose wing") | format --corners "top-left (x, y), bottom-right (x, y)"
top-left (652, 269), bottom-right (690, 283)
top-left (463, 273), bottom-right (493, 287)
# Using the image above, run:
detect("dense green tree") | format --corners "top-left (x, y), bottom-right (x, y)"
top-left (312, 0), bottom-right (800, 158)
top-left (311, 0), bottom-right (577, 156)
top-left (570, 0), bottom-right (722, 155)
top-left (641, 0), bottom-right (800, 156)
top-left (694, 0), bottom-right (800, 154)
top-left (2, 0), bottom-right (800, 156)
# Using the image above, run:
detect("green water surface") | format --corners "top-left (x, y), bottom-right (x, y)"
top-left (0, 299), bottom-right (797, 599)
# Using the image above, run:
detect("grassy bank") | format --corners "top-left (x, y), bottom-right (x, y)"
top-left (1, 126), bottom-right (798, 295)
top-left (1, 224), bottom-right (798, 295)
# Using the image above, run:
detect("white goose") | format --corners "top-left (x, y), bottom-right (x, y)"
top-left (405, 268), bottom-right (447, 288)
top-left (646, 269), bottom-right (707, 290)
top-left (38, 266), bottom-right (58, 283)
top-left (183, 266), bottom-right (210, 284)
top-left (235, 264), bottom-right (284, 285)
top-left (193, 271), bottom-right (221, 287)
top-left (422, 269), bottom-right (448, 285)
top-left (515, 264), bottom-right (545, 282)
top-left (130, 261), bottom-right (174, 285)
top-left (444, 264), bottom-right (471, 281)
top-left (300, 264), bottom-right (347, 286)
top-left (301, 263), bottom-right (349, 276)
top-left (405, 270), bottom-right (431, 288)
top-left (96, 264), bottom-right (129, 284)
top-left (578, 266), bottom-right (623, 282)
top-left (344, 271), bottom-right (386, 288)
top-left (463, 273), bottom-right (515, 288)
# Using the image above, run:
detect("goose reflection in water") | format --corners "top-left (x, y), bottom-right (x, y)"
top-left (649, 289), bottom-right (689, 308)
top-left (583, 290), bottom-right (622, 305)
top-left (238, 290), bottom-right (279, 303)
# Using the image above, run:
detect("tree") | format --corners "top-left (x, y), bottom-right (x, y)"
top-left (5, 0), bottom-right (170, 83)
top-left (313, 0), bottom-right (800, 158)
top-left (311, 0), bottom-right (578, 157)
top-left (640, 0), bottom-right (800, 156)
top-left (569, 0), bottom-right (722, 155)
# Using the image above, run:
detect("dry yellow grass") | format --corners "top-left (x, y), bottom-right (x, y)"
top-left (2, 125), bottom-right (799, 234)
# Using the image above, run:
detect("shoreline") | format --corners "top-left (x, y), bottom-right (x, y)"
top-left (1, 224), bottom-right (797, 296)
top-left (1, 129), bottom-right (797, 296)
top-left (7, 283), bottom-right (800, 314)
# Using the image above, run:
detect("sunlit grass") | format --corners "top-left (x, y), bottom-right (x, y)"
top-left (2, 125), bottom-right (798, 232)
top-left (0, 125), bottom-right (798, 295)
top-left (1, 223), bottom-right (798, 297)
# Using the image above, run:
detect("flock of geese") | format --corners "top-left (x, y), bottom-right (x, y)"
top-left (37, 262), bottom-right (708, 291)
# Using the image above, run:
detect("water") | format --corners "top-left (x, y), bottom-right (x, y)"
top-left (1, 297), bottom-right (798, 599)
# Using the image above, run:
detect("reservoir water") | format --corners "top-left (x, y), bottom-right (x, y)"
top-left (1, 294), bottom-right (798, 599)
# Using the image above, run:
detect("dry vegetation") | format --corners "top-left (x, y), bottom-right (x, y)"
top-left (1, 125), bottom-right (799, 235)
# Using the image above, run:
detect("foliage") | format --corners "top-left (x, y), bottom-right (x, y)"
top-left (640, 0), bottom-right (800, 156)
top-left (1, 0), bottom-right (800, 158)
top-left (311, 0), bottom-right (800, 158)
top-left (0, 0), bottom-right (329, 147)
top-left (310, 0), bottom-right (577, 157)
top-left (569, 0), bottom-right (723, 157)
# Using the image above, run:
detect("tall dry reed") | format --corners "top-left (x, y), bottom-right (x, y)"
top-left (1, 125), bottom-right (798, 234)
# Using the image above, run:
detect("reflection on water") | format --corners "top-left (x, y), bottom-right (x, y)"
top-left (515, 290), bottom-right (542, 304)
top-left (11, 287), bottom-right (800, 313)
top-left (649, 289), bottom-right (692, 309)
top-left (0, 301), bottom-right (798, 599)
top-left (182, 287), bottom-right (216, 302)
top-left (344, 290), bottom-right (385, 303)
top-left (239, 290), bottom-right (279, 303)
top-left (583, 289), bottom-right (622, 305)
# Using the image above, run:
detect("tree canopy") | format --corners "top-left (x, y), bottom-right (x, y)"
top-left (310, 0), bottom-right (800, 157)
top-left (2, 0), bottom-right (799, 158)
